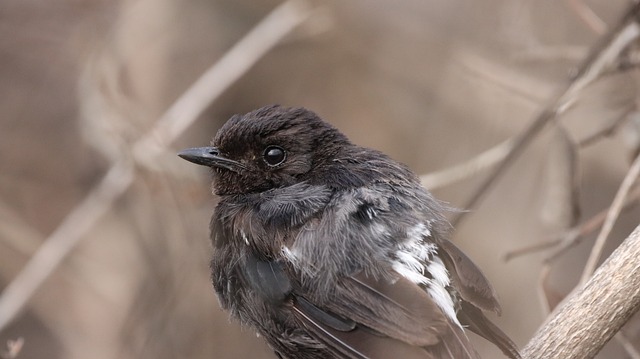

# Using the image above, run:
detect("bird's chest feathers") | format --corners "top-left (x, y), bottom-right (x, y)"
top-left (214, 183), bottom-right (332, 254)
top-left (211, 184), bottom-right (331, 310)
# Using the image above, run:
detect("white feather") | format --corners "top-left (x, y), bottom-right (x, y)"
top-left (393, 261), bottom-right (429, 285)
top-left (371, 222), bottom-right (391, 237)
top-left (392, 222), bottom-right (461, 328)
top-left (282, 246), bottom-right (298, 263)
top-left (427, 256), bottom-right (461, 327)
top-left (240, 230), bottom-right (249, 245)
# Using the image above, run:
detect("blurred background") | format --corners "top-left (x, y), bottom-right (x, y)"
top-left (1, 0), bottom-right (640, 358)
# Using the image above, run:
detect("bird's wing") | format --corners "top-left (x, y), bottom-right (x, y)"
top-left (292, 295), bottom-right (437, 359)
top-left (437, 238), bottom-right (501, 313)
top-left (456, 300), bottom-right (522, 359)
top-left (290, 272), bottom-right (480, 359)
top-left (438, 240), bottom-right (522, 359)
top-left (233, 247), bottom-right (469, 358)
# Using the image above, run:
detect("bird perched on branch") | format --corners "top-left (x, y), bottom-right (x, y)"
top-left (178, 105), bottom-right (521, 359)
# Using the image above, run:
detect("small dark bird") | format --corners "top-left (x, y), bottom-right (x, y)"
top-left (178, 105), bottom-right (521, 359)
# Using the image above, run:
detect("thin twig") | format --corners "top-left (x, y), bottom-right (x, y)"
top-left (537, 265), bottom-right (553, 316)
top-left (131, 0), bottom-right (315, 167)
top-left (0, 0), bottom-right (315, 333)
top-left (545, 186), bottom-right (640, 263)
top-left (0, 162), bottom-right (134, 331)
top-left (580, 151), bottom-right (640, 284)
top-left (577, 109), bottom-right (633, 147)
top-left (453, 3), bottom-right (640, 227)
top-left (504, 238), bottom-right (563, 262)
top-left (0, 200), bottom-right (45, 257)
top-left (503, 185), bottom-right (640, 262)
top-left (420, 138), bottom-right (515, 190)
top-left (615, 331), bottom-right (640, 359)
top-left (459, 50), bottom-right (549, 104)
top-left (514, 46), bottom-right (587, 63)
top-left (566, 0), bottom-right (607, 34)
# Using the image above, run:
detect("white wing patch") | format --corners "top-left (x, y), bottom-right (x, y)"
top-left (425, 256), bottom-right (460, 327)
top-left (392, 222), bottom-right (461, 328)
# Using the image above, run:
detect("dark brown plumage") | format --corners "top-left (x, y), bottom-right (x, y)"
top-left (178, 105), bottom-right (521, 359)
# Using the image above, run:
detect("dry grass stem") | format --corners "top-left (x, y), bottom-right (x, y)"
top-left (453, 2), bottom-right (640, 227)
top-left (0, 162), bottom-right (135, 332)
top-left (537, 265), bottom-right (553, 316)
top-left (580, 152), bottom-right (640, 285)
top-left (578, 109), bottom-right (633, 147)
top-left (131, 0), bottom-right (314, 168)
top-left (566, 0), bottom-right (607, 34)
top-left (504, 185), bottom-right (640, 262)
top-left (420, 138), bottom-right (515, 190)
top-left (615, 331), bottom-right (640, 359)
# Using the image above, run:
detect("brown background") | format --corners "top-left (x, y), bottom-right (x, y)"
top-left (1, 0), bottom-right (639, 358)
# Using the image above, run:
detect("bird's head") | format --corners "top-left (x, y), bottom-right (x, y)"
top-left (179, 105), bottom-right (351, 195)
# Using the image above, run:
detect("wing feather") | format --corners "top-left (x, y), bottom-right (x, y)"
top-left (292, 295), bottom-right (439, 359)
top-left (457, 301), bottom-right (522, 359)
top-left (438, 239), bottom-right (501, 313)
top-left (291, 272), bottom-right (481, 359)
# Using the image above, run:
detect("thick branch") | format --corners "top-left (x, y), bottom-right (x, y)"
top-left (522, 224), bottom-right (640, 359)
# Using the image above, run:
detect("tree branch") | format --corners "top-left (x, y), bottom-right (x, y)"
top-left (580, 151), bottom-right (640, 284)
top-left (522, 224), bottom-right (640, 359)
top-left (452, 2), bottom-right (640, 227)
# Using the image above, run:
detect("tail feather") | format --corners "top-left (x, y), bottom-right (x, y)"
top-left (436, 320), bottom-right (481, 359)
top-left (458, 301), bottom-right (522, 359)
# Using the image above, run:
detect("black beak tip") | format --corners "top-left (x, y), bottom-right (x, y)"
top-left (177, 146), bottom-right (243, 171)
top-left (177, 147), bottom-right (218, 167)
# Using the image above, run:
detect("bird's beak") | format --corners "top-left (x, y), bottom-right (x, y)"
top-left (178, 147), bottom-right (244, 172)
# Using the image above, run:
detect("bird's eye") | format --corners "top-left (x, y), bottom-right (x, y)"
top-left (263, 146), bottom-right (286, 166)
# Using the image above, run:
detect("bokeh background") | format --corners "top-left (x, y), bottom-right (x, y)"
top-left (1, 0), bottom-right (640, 358)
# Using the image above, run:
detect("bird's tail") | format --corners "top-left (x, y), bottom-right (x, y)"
top-left (458, 300), bottom-right (522, 359)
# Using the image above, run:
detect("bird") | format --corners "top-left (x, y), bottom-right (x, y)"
top-left (178, 105), bottom-right (521, 359)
